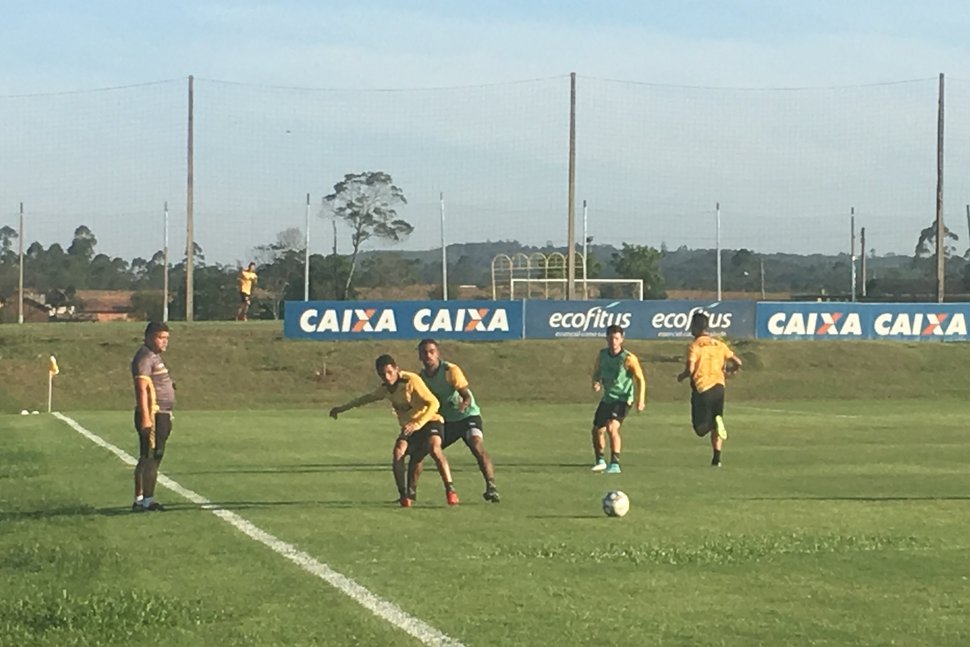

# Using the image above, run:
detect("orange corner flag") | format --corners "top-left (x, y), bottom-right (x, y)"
top-left (49, 355), bottom-right (59, 376)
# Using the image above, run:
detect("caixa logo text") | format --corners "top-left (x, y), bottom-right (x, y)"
top-left (766, 312), bottom-right (863, 336)
top-left (873, 312), bottom-right (967, 336)
top-left (298, 307), bottom-right (510, 333)
top-left (546, 305), bottom-right (632, 332)
top-left (651, 307), bottom-right (732, 332)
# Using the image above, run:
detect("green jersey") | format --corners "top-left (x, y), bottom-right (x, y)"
top-left (421, 360), bottom-right (480, 422)
top-left (593, 348), bottom-right (647, 407)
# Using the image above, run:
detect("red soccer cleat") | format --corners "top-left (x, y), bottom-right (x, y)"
top-left (446, 490), bottom-right (460, 506)
top-left (399, 496), bottom-right (412, 508)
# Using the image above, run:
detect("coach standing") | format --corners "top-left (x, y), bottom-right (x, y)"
top-left (131, 321), bottom-right (175, 512)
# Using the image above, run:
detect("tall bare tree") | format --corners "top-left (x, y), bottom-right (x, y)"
top-left (323, 171), bottom-right (411, 298)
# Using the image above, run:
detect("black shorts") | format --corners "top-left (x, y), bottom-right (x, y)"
top-left (240, 291), bottom-right (251, 303)
top-left (134, 411), bottom-right (172, 458)
top-left (690, 384), bottom-right (725, 436)
top-left (593, 401), bottom-right (629, 428)
top-left (399, 420), bottom-right (444, 456)
top-left (442, 415), bottom-right (484, 449)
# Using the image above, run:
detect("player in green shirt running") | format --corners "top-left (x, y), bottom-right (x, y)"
top-left (590, 324), bottom-right (647, 474)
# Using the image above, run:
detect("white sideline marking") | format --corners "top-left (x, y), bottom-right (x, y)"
top-left (52, 412), bottom-right (465, 647)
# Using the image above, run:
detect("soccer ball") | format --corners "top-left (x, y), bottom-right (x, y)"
top-left (602, 490), bottom-right (630, 517)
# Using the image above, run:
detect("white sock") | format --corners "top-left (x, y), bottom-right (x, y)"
top-left (134, 494), bottom-right (144, 504)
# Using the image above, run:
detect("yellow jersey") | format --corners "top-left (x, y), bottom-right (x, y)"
top-left (686, 335), bottom-right (737, 393)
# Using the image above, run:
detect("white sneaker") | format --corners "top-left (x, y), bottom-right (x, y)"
top-left (591, 459), bottom-right (607, 472)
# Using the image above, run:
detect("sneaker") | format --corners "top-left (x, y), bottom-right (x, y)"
top-left (130, 502), bottom-right (145, 513)
top-left (606, 462), bottom-right (622, 474)
top-left (446, 490), bottom-right (460, 506)
top-left (399, 496), bottom-right (413, 508)
top-left (711, 459), bottom-right (722, 468)
top-left (591, 459), bottom-right (608, 472)
top-left (714, 415), bottom-right (728, 440)
top-left (145, 501), bottom-right (165, 512)
top-left (483, 487), bottom-right (501, 503)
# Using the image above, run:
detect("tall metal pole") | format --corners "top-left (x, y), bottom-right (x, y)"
top-left (860, 227), bottom-right (867, 298)
top-left (850, 207), bottom-right (857, 302)
top-left (936, 72), bottom-right (945, 303)
top-left (760, 259), bottom-right (766, 299)
top-left (185, 75), bottom-right (195, 321)
top-left (715, 201), bottom-right (722, 301)
top-left (440, 192), bottom-right (448, 301)
top-left (304, 193), bottom-right (311, 301)
top-left (566, 72), bottom-right (577, 300)
top-left (17, 202), bottom-right (24, 324)
top-left (163, 202), bottom-right (169, 322)
top-left (582, 199), bottom-right (589, 299)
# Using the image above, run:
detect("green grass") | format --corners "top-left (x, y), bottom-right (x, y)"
top-left (3, 399), bottom-right (969, 646)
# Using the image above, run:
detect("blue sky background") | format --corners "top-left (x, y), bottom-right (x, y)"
top-left (3, 2), bottom-right (970, 265)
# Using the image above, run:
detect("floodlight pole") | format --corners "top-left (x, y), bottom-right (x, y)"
top-left (860, 227), bottom-right (867, 298)
top-left (566, 72), bottom-right (577, 300)
top-left (850, 208), bottom-right (857, 302)
top-left (935, 72), bottom-right (945, 303)
top-left (185, 74), bottom-right (195, 322)
top-left (304, 193), bottom-right (311, 301)
top-left (715, 202), bottom-right (722, 301)
top-left (440, 192), bottom-right (448, 300)
top-left (163, 202), bottom-right (169, 322)
top-left (18, 202), bottom-right (24, 324)
top-left (582, 199), bottom-right (589, 300)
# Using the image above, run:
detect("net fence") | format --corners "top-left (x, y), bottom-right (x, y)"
top-left (3, 74), bottom-right (970, 283)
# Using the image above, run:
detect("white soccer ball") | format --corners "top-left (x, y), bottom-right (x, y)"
top-left (602, 490), bottom-right (630, 517)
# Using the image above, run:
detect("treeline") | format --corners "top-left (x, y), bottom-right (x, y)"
top-left (1, 224), bottom-right (968, 323)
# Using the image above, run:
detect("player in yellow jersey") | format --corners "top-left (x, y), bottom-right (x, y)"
top-left (677, 312), bottom-right (742, 467)
top-left (236, 262), bottom-right (258, 321)
top-left (330, 354), bottom-right (460, 507)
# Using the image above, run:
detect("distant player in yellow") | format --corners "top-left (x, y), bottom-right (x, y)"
top-left (590, 324), bottom-right (647, 474)
top-left (329, 354), bottom-right (460, 507)
top-left (236, 262), bottom-right (258, 321)
top-left (677, 311), bottom-right (742, 467)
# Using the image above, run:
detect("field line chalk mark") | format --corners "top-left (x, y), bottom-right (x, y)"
top-left (52, 412), bottom-right (465, 647)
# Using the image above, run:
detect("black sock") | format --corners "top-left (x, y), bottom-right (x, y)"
top-left (610, 453), bottom-right (620, 465)
top-left (445, 482), bottom-right (455, 492)
top-left (486, 479), bottom-right (496, 490)
top-left (712, 450), bottom-right (722, 463)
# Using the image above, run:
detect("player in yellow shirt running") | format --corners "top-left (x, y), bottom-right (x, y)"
top-left (677, 312), bottom-right (742, 467)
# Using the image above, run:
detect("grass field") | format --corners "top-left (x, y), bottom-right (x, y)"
top-left (3, 395), bottom-right (969, 645)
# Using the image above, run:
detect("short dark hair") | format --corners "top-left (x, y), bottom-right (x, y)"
top-left (606, 324), bottom-right (624, 336)
top-left (417, 338), bottom-right (438, 351)
top-left (690, 312), bottom-right (709, 332)
top-left (144, 321), bottom-right (170, 338)
top-left (375, 354), bottom-right (397, 372)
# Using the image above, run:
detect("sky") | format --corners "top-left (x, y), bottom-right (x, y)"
top-left (3, 1), bottom-right (970, 265)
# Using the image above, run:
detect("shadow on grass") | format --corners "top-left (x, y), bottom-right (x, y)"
top-left (745, 495), bottom-right (970, 502)
top-left (173, 463), bottom-right (388, 475)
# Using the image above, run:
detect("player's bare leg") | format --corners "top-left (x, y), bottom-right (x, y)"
top-left (605, 419), bottom-right (623, 473)
top-left (591, 426), bottom-right (608, 471)
top-left (406, 450), bottom-right (427, 501)
top-left (427, 436), bottom-right (459, 505)
top-left (468, 436), bottom-right (499, 502)
top-left (392, 438), bottom-right (411, 506)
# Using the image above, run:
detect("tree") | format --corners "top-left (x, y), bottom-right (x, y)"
top-left (323, 171), bottom-right (411, 299)
top-left (610, 243), bottom-right (666, 299)
top-left (68, 225), bottom-right (97, 260)
top-left (0, 225), bottom-right (17, 262)
top-left (914, 222), bottom-right (959, 260)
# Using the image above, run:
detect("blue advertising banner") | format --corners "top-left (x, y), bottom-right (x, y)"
top-left (757, 302), bottom-right (970, 341)
top-left (284, 300), bottom-right (523, 341)
top-left (523, 300), bottom-right (757, 339)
